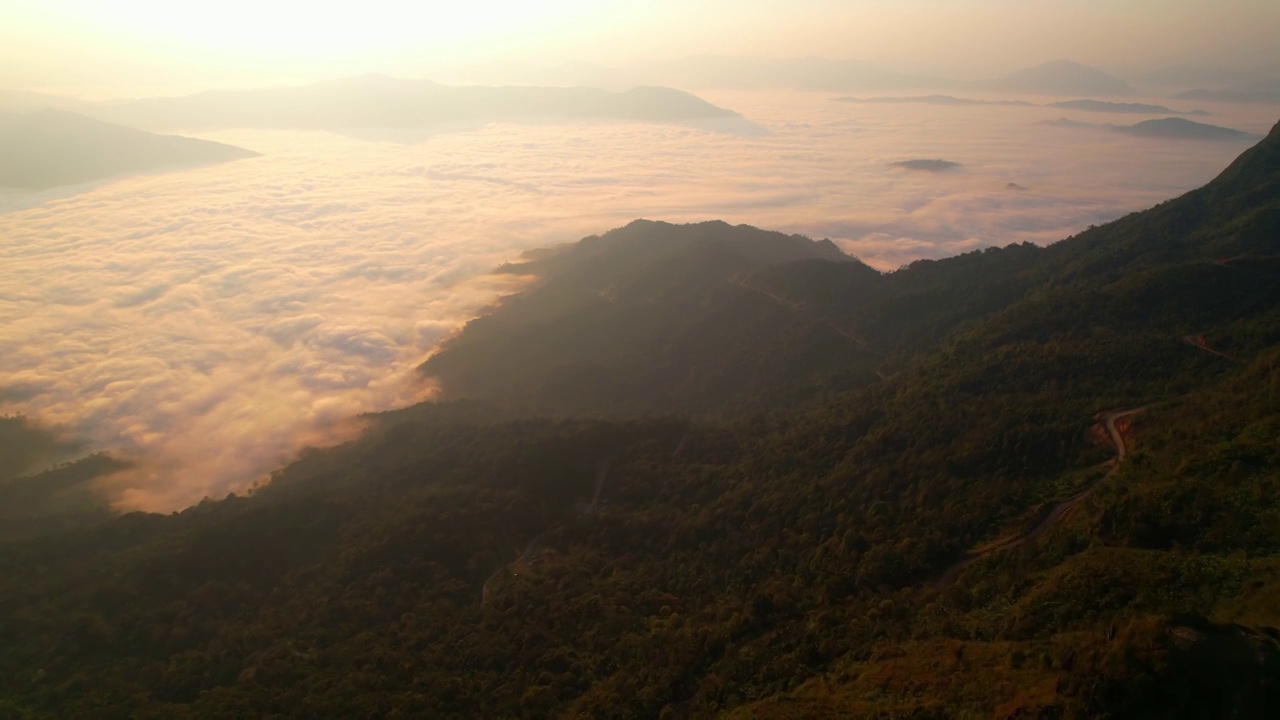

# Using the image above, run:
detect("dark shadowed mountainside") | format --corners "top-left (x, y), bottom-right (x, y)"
top-left (85, 75), bottom-right (741, 132)
top-left (419, 220), bottom-right (875, 417)
top-left (0, 109), bottom-right (259, 190)
top-left (1, 122), bottom-right (1278, 719)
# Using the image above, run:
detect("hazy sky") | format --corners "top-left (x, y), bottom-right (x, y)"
top-left (4, 0), bottom-right (1280, 96)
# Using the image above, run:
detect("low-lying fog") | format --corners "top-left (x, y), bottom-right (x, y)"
top-left (1, 90), bottom-right (1272, 510)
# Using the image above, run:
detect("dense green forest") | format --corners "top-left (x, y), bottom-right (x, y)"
top-left (1, 121), bottom-right (1278, 719)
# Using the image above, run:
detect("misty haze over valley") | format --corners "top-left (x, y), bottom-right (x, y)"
top-left (2, 1), bottom-right (1280, 716)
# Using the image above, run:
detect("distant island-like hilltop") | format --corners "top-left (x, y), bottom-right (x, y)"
top-left (892, 159), bottom-right (962, 172)
top-left (0, 109), bottom-right (258, 191)
top-left (1043, 116), bottom-right (1257, 142)
top-left (1117, 117), bottom-right (1257, 141)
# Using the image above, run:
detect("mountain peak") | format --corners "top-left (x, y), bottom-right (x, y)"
top-left (984, 59), bottom-right (1135, 96)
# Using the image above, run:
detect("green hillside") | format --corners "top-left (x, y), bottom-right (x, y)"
top-left (1, 123), bottom-right (1278, 719)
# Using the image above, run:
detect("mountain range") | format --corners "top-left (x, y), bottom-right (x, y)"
top-left (0, 78), bottom-right (746, 193)
top-left (2, 119), bottom-right (1278, 717)
top-left (85, 75), bottom-right (741, 133)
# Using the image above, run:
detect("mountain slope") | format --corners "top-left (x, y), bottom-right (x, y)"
top-left (419, 220), bottom-right (878, 416)
top-left (0, 109), bottom-right (258, 190)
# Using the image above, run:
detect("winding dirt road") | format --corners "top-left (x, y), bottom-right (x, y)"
top-left (1181, 334), bottom-right (1239, 363)
top-left (936, 406), bottom-right (1147, 585)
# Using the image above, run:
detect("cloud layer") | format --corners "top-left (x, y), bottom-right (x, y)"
top-left (0, 93), bottom-right (1270, 510)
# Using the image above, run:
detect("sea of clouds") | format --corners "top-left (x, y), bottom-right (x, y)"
top-left (1, 90), bottom-right (1272, 510)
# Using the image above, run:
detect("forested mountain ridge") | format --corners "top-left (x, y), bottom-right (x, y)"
top-left (0, 124), bottom-right (1278, 718)
top-left (419, 220), bottom-right (880, 416)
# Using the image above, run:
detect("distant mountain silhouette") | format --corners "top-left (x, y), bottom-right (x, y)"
top-left (977, 59), bottom-right (1135, 97)
top-left (1043, 115), bottom-right (1257, 142)
top-left (1048, 99), bottom-right (1208, 116)
top-left (837, 95), bottom-right (1032, 107)
top-left (639, 55), bottom-right (946, 92)
top-left (0, 109), bottom-right (258, 190)
top-left (1117, 117), bottom-right (1257, 141)
top-left (86, 75), bottom-right (740, 132)
top-left (892, 159), bottom-right (961, 172)
top-left (1172, 88), bottom-right (1280, 104)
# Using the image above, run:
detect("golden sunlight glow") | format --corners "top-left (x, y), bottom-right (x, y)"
top-left (17, 0), bottom-right (608, 58)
